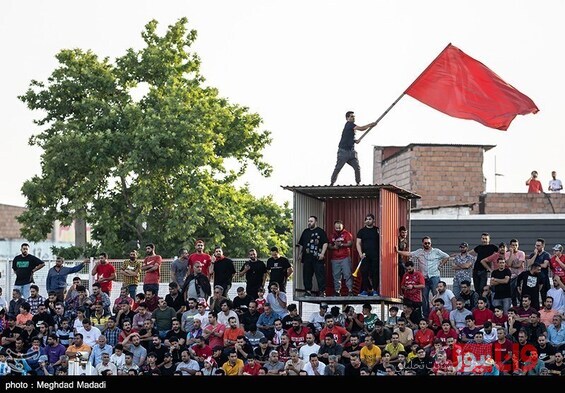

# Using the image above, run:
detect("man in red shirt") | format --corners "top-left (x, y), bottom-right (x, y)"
top-left (526, 170), bottom-right (543, 193)
top-left (319, 314), bottom-right (350, 345)
top-left (91, 253), bottom-right (116, 296)
top-left (328, 220), bottom-right (354, 296)
top-left (142, 243), bottom-right (162, 297)
top-left (400, 261), bottom-right (425, 308)
top-left (189, 240), bottom-right (212, 279)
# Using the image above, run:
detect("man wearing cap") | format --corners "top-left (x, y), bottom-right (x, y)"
top-left (451, 242), bottom-right (475, 299)
top-left (550, 244), bottom-right (565, 285)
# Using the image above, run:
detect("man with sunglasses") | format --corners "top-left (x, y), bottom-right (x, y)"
top-left (396, 236), bottom-right (449, 317)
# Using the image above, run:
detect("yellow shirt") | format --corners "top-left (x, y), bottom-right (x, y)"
top-left (384, 342), bottom-right (405, 359)
top-left (221, 358), bottom-right (245, 375)
top-left (121, 260), bottom-right (142, 286)
top-left (360, 345), bottom-right (381, 369)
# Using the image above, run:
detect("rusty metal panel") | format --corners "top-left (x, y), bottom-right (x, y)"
top-left (291, 192), bottom-right (325, 295)
top-left (324, 197), bottom-right (379, 295)
top-left (380, 189), bottom-right (400, 298)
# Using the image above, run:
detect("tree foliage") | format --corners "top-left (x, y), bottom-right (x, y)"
top-left (19, 18), bottom-right (292, 258)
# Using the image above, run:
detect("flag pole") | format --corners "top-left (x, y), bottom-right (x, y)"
top-left (356, 92), bottom-right (406, 143)
top-left (357, 43), bottom-right (453, 143)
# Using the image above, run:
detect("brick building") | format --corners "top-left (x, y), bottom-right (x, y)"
top-left (373, 143), bottom-right (565, 214)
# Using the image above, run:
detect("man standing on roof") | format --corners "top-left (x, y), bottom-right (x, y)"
top-left (330, 111), bottom-right (376, 186)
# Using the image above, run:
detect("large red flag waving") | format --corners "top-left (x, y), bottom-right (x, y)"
top-left (405, 44), bottom-right (539, 130)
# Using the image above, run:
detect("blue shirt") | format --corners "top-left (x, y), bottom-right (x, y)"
top-left (46, 263), bottom-right (86, 292)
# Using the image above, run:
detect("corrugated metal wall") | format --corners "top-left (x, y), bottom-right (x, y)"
top-left (380, 189), bottom-right (400, 298)
top-left (324, 197), bottom-right (379, 295)
top-left (411, 217), bottom-right (565, 256)
top-left (292, 192), bottom-right (324, 293)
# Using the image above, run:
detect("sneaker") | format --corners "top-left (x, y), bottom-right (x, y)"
top-left (359, 291), bottom-right (369, 296)
top-left (368, 291), bottom-right (375, 296)
top-left (372, 291), bottom-right (380, 297)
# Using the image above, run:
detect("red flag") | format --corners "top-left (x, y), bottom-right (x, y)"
top-left (405, 44), bottom-right (539, 130)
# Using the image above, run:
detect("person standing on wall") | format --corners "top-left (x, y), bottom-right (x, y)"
top-left (526, 170), bottom-right (543, 193)
top-left (329, 111), bottom-right (376, 186)
top-left (297, 216), bottom-right (329, 297)
top-left (548, 171), bottom-right (563, 193)
top-left (12, 243), bottom-right (45, 299)
top-left (356, 214), bottom-right (380, 296)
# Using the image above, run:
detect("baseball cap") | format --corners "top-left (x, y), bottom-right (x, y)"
top-left (459, 242), bottom-right (469, 248)
top-left (259, 337), bottom-right (268, 344)
top-left (553, 244), bottom-right (563, 251)
top-left (320, 302), bottom-right (328, 309)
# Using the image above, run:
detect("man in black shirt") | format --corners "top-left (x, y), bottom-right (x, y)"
top-left (266, 246), bottom-right (293, 292)
top-left (356, 213), bottom-right (381, 296)
top-left (297, 216), bottom-right (329, 297)
top-left (470, 233), bottom-right (498, 293)
top-left (330, 111), bottom-right (376, 186)
top-left (237, 249), bottom-right (268, 300)
top-left (12, 243), bottom-right (45, 299)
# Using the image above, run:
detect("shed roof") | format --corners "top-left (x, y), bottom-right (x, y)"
top-left (281, 184), bottom-right (421, 201)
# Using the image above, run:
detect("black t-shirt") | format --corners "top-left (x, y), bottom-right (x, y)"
top-left (491, 268), bottom-right (512, 299)
top-left (213, 257), bottom-right (237, 287)
top-left (165, 293), bottom-right (185, 312)
top-left (266, 256), bottom-right (292, 287)
top-left (239, 260), bottom-right (268, 288)
top-left (12, 254), bottom-right (43, 285)
top-left (338, 121), bottom-right (356, 150)
top-left (473, 244), bottom-right (498, 271)
top-left (516, 271), bottom-right (542, 299)
top-left (298, 227), bottom-right (329, 261)
top-left (356, 226), bottom-right (380, 258)
top-left (232, 294), bottom-right (254, 314)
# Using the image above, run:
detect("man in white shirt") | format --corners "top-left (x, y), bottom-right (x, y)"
top-left (298, 332), bottom-right (320, 361)
top-left (548, 171), bottom-right (563, 193)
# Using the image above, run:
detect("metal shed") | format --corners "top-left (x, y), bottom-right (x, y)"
top-left (282, 184), bottom-right (420, 312)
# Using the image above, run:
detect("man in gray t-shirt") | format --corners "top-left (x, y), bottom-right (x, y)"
top-left (171, 248), bottom-right (189, 291)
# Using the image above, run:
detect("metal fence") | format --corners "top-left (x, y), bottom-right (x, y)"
top-left (0, 258), bottom-right (281, 303)
top-left (0, 257), bottom-right (457, 305)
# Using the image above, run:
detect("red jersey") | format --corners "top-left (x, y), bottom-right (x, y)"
top-left (286, 327), bottom-right (309, 347)
top-left (471, 308), bottom-right (494, 328)
top-left (415, 328), bottom-right (435, 348)
top-left (92, 262), bottom-right (116, 293)
top-left (189, 253), bottom-right (212, 277)
top-left (329, 229), bottom-right (353, 260)
top-left (401, 271), bottom-right (425, 303)
top-left (550, 255), bottom-right (565, 278)
top-left (143, 255), bottom-right (162, 284)
top-left (319, 325), bottom-right (349, 344)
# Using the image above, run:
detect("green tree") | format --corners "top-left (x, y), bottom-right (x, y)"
top-left (18, 18), bottom-right (292, 258)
